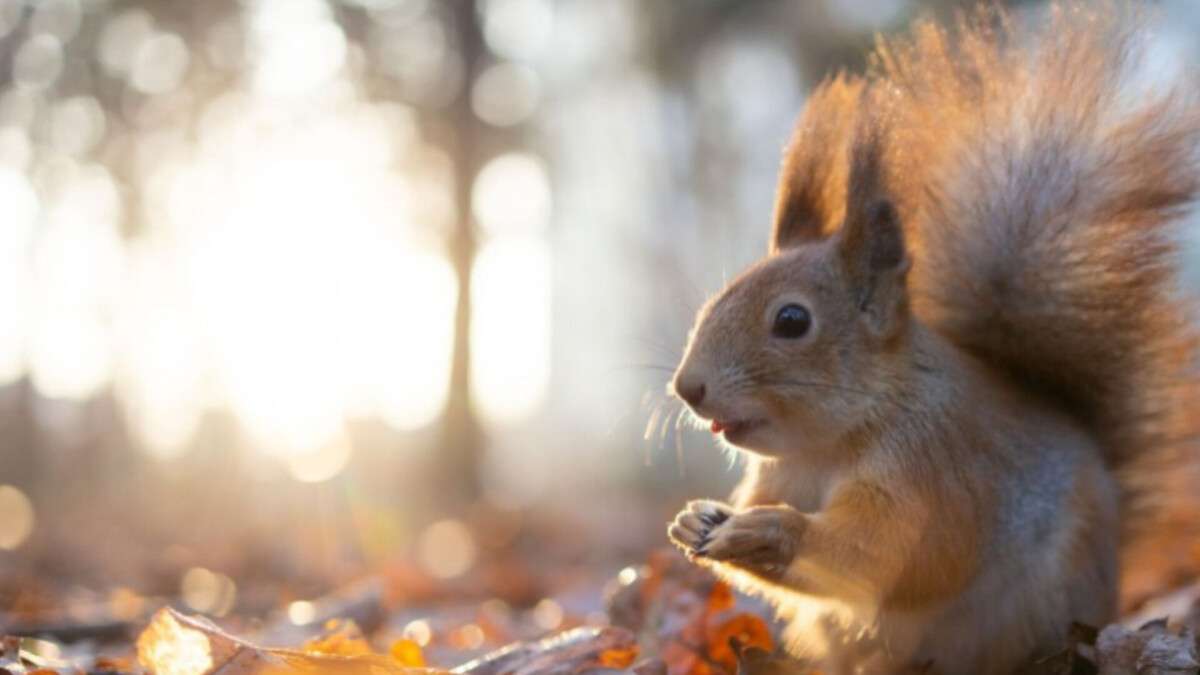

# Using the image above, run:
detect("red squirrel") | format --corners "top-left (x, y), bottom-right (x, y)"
top-left (666, 3), bottom-right (1200, 673)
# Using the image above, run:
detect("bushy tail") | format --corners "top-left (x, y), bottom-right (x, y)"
top-left (872, 2), bottom-right (1200, 580)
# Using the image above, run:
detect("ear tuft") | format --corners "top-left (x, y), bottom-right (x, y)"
top-left (769, 75), bottom-right (867, 253)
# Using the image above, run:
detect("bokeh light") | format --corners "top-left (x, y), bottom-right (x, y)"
top-left (532, 598), bottom-right (563, 631)
top-left (449, 623), bottom-right (485, 650)
top-left (417, 519), bottom-right (477, 580)
top-left (285, 434), bottom-right (353, 483)
top-left (402, 619), bottom-right (433, 647)
top-left (471, 153), bottom-right (551, 237)
top-left (130, 32), bottom-right (190, 95)
top-left (471, 62), bottom-right (540, 127)
top-left (180, 567), bottom-right (237, 617)
top-left (48, 96), bottom-right (107, 156)
top-left (13, 34), bottom-right (64, 90)
top-left (0, 485), bottom-right (35, 550)
top-left (481, 0), bottom-right (553, 62)
top-left (30, 0), bottom-right (82, 43)
top-left (98, 8), bottom-right (155, 77)
top-left (287, 600), bottom-right (317, 626)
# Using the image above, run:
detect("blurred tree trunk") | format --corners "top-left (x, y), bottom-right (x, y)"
top-left (436, 0), bottom-right (485, 506)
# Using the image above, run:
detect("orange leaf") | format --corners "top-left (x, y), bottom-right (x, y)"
top-left (389, 639), bottom-right (425, 668)
top-left (597, 645), bottom-right (639, 669)
top-left (705, 613), bottom-right (774, 673)
top-left (705, 583), bottom-right (734, 615)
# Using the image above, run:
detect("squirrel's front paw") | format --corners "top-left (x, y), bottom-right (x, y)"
top-left (695, 505), bottom-right (806, 579)
top-left (668, 499), bottom-right (733, 555)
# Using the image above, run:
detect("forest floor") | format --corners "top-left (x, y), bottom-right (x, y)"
top-left (4, 539), bottom-right (1200, 675)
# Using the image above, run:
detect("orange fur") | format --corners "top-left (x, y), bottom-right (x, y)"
top-left (667, 3), bottom-right (1200, 673)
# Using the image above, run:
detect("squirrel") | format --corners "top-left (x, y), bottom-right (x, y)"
top-left (666, 3), bottom-right (1200, 674)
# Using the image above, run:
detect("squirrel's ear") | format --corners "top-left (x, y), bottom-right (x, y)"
top-left (769, 75), bottom-right (866, 253)
top-left (837, 198), bottom-right (911, 338)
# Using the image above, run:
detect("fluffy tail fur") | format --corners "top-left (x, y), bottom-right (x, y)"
top-left (869, 2), bottom-right (1200, 588)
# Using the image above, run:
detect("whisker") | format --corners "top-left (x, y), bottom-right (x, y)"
top-left (643, 400), bottom-right (665, 443)
top-left (674, 406), bottom-right (687, 479)
top-left (602, 402), bottom-right (643, 441)
top-left (673, 405), bottom-right (690, 476)
top-left (621, 334), bottom-right (684, 361)
top-left (661, 402), bottom-right (676, 446)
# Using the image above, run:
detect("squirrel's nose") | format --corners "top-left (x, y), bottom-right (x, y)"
top-left (674, 378), bottom-right (706, 408)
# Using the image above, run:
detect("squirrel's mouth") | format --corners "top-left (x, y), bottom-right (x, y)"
top-left (710, 417), bottom-right (766, 440)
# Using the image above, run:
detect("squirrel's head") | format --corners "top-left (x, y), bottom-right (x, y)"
top-left (672, 101), bottom-right (911, 458)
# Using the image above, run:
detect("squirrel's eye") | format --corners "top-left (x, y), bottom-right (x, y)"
top-left (772, 304), bottom-right (812, 339)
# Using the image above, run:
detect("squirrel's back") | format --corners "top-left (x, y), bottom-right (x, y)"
top-left (859, 2), bottom-right (1200, 575)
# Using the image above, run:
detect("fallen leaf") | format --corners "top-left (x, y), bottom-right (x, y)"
top-left (0, 636), bottom-right (84, 675)
top-left (137, 608), bottom-right (445, 675)
top-left (300, 620), bottom-right (372, 658)
top-left (705, 615), bottom-right (773, 673)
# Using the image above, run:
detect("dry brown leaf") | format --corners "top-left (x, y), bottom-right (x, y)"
top-left (0, 636), bottom-right (84, 675)
top-left (300, 620), bottom-right (372, 658)
top-left (136, 607), bottom-right (446, 675)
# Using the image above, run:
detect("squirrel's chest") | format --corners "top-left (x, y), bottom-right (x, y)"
top-left (733, 457), bottom-right (842, 512)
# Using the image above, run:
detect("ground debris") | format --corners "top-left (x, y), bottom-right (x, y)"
top-left (1, 635), bottom-right (85, 675)
top-left (1094, 619), bottom-right (1199, 675)
top-left (11, 552), bottom-right (1200, 675)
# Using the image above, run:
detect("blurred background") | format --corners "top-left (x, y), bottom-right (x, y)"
top-left (3, 0), bottom-right (1200, 653)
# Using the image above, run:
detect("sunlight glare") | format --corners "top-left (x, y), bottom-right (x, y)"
top-left (28, 166), bottom-right (122, 400)
top-left (286, 433), bottom-right (353, 483)
top-left (137, 610), bottom-right (214, 675)
top-left (471, 238), bottom-right (551, 424)
top-left (115, 244), bottom-right (205, 460)
top-left (248, 0), bottom-right (346, 97)
top-left (0, 167), bottom-right (38, 385)
top-left (157, 82), bottom-right (455, 455)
